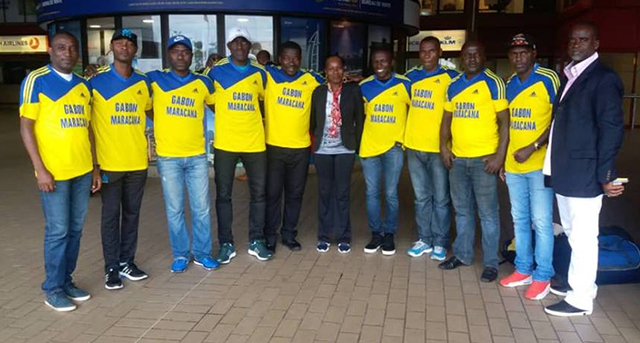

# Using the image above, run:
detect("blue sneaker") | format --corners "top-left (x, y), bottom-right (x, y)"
top-left (338, 243), bottom-right (351, 254)
top-left (407, 240), bottom-right (432, 257)
top-left (216, 243), bottom-right (237, 264)
top-left (316, 241), bottom-right (330, 252)
top-left (63, 283), bottom-right (90, 301)
top-left (248, 240), bottom-right (273, 261)
top-left (431, 246), bottom-right (447, 261)
top-left (194, 256), bottom-right (220, 271)
top-left (171, 259), bottom-right (189, 273)
top-left (45, 292), bottom-right (76, 312)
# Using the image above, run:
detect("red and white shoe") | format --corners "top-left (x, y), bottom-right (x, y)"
top-left (499, 271), bottom-right (532, 288)
top-left (525, 280), bottom-right (550, 300)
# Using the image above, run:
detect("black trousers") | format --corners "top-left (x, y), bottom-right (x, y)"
top-left (314, 153), bottom-right (355, 243)
top-left (214, 148), bottom-right (267, 245)
top-left (265, 145), bottom-right (310, 245)
top-left (100, 169), bottom-right (147, 272)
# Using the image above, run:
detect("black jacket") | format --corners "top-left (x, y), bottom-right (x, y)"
top-left (548, 59), bottom-right (624, 197)
top-left (310, 82), bottom-right (364, 153)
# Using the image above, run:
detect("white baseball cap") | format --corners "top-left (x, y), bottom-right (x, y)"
top-left (227, 27), bottom-right (251, 43)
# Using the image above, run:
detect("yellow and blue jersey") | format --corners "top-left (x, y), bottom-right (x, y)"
top-left (19, 65), bottom-right (93, 181)
top-left (207, 58), bottom-right (267, 153)
top-left (444, 68), bottom-right (508, 158)
top-left (264, 65), bottom-right (324, 148)
top-left (359, 73), bottom-right (411, 158)
top-left (506, 64), bottom-right (559, 173)
top-left (147, 69), bottom-right (215, 158)
top-left (90, 65), bottom-right (152, 172)
top-left (404, 65), bottom-right (459, 153)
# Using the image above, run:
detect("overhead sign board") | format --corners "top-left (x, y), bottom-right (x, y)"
top-left (0, 35), bottom-right (48, 54)
top-left (408, 30), bottom-right (467, 52)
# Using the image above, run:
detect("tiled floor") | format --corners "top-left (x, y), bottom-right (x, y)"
top-left (2, 106), bottom-right (640, 343)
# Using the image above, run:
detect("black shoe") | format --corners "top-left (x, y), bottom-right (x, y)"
top-left (550, 277), bottom-right (571, 297)
top-left (266, 243), bottom-right (276, 254)
top-left (282, 239), bottom-right (302, 251)
top-left (119, 262), bottom-right (148, 281)
top-left (438, 256), bottom-right (465, 270)
top-left (105, 268), bottom-right (123, 290)
top-left (364, 234), bottom-right (383, 254)
top-left (480, 267), bottom-right (498, 282)
top-left (545, 300), bottom-right (592, 317)
top-left (382, 234), bottom-right (396, 255)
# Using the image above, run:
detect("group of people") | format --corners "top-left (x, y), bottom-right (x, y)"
top-left (19, 21), bottom-right (624, 319)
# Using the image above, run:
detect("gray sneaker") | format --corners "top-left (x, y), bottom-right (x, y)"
top-left (63, 283), bottom-right (90, 301)
top-left (248, 240), bottom-right (273, 261)
top-left (45, 292), bottom-right (76, 312)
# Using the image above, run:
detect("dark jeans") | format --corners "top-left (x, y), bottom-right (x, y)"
top-left (449, 157), bottom-right (500, 268)
top-left (214, 148), bottom-right (267, 245)
top-left (314, 153), bottom-right (355, 244)
top-left (40, 172), bottom-right (91, 295)
top-left (265, 145), bottom-right (310, 245)
top-left (100, 170), bottom-right (147, 272)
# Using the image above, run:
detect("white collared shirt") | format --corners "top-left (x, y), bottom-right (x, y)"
top-left (543, 52), bottom-right (599, 176)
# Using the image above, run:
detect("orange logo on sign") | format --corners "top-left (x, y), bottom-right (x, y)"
top-left (29, 37), bottom-right (39, 50)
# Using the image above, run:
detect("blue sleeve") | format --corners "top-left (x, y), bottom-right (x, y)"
top-left (200, 75), bottom-right (215, 94)
top-left (485, 75), bottom-right (506, 100)
top-left (206, 68), bottom-right (216, 83)
top-left (310, 70), bottom-right (325, 85)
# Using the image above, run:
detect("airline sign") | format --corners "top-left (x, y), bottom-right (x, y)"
top-left (0, 35), bottom-right (48, 54)
top-left (408, 30), bottom-right (467, 52)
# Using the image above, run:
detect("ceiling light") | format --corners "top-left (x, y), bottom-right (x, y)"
top-left (143, 19), bottom-right (154, 23)
top-left (89, 25), bottom-right (101, 28)
top-left (237, 18), bottom-right (249, 22)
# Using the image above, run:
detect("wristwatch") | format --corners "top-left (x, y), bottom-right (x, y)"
top-left (533, 142), bottom-right (540, 150)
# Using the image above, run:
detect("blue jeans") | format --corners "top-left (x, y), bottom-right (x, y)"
top-left (449, 157), bottom-right (500, 268)
top-left (407, 149), bottom-right (451, 247)
top-left (361, 145), bottom-right (404, 235)
top-left (506, 170), bottom-right (555, 281)
top-left (157, 154), bottom-right (212, 261)
top-left (40, 172), bottom-right (91, 295)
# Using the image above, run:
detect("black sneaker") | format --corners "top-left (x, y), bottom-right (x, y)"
top-left (119, 262), bottom-right (148, 281)
top-left (545, 300), bottom-right (592, 317)
top-left (550, 276), bottom-right (571, 297)
top-left (364, 234), bottom-right (383, 254)
top-left (105, 268), bottom-right (123, 290)
top-left (480, 267), bottom-right (498, 283)
top-left (382, 234), bottom-right (396, 256)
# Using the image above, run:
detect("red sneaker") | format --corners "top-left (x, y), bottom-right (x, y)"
top-left (525, 280), bottom-right (550, 300)
top-left (499, 271), bottom-right (532, 288)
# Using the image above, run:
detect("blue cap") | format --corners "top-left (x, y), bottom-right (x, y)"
top-left (167, 35), bottom-right (192, 51)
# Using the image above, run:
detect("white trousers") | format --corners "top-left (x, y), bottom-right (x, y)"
top-left (556, 194), bottom-right (603, 312)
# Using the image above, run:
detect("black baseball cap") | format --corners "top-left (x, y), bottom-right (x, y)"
top-left (111, 28), bottom-right (138, 47)
top-left (509, 33), bottom-right (536, 50)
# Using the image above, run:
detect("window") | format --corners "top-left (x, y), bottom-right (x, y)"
top-left (122, 15), bottom-right (162, 72)
top-left (169, 15), bottom-right (217, 72)
top-left (225, 15), bottom-right (273, 61)
top-left (87, 17), bottom-right (115, 66)
top-left (329, 21), bottom-right (366, 77)
top-left (420, 0), bottom-right (437, 15)
top-left (281, 17), bottom-right (326, 71)
top-left (439, 0), bottom-right (464, 13)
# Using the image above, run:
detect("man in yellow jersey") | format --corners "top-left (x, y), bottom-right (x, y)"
top-left (438, 41), bottom-right (509, 283)
top-left (498, 34), bottom-right (558, 300)
top-left (207, 27), bottom-right (272, 263)
top-left (19, 32), bottom-right (101, 312)
top-left (90, 29), bottom-right (153, 291)
top-left (147, 35), bottom-right (219, 273)
top-left (360, 45), bottom-right (411, 256)
top-left (404, 37), bottom-right (459, 261)
top-left (264, 41), bottom-right (324, 253)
